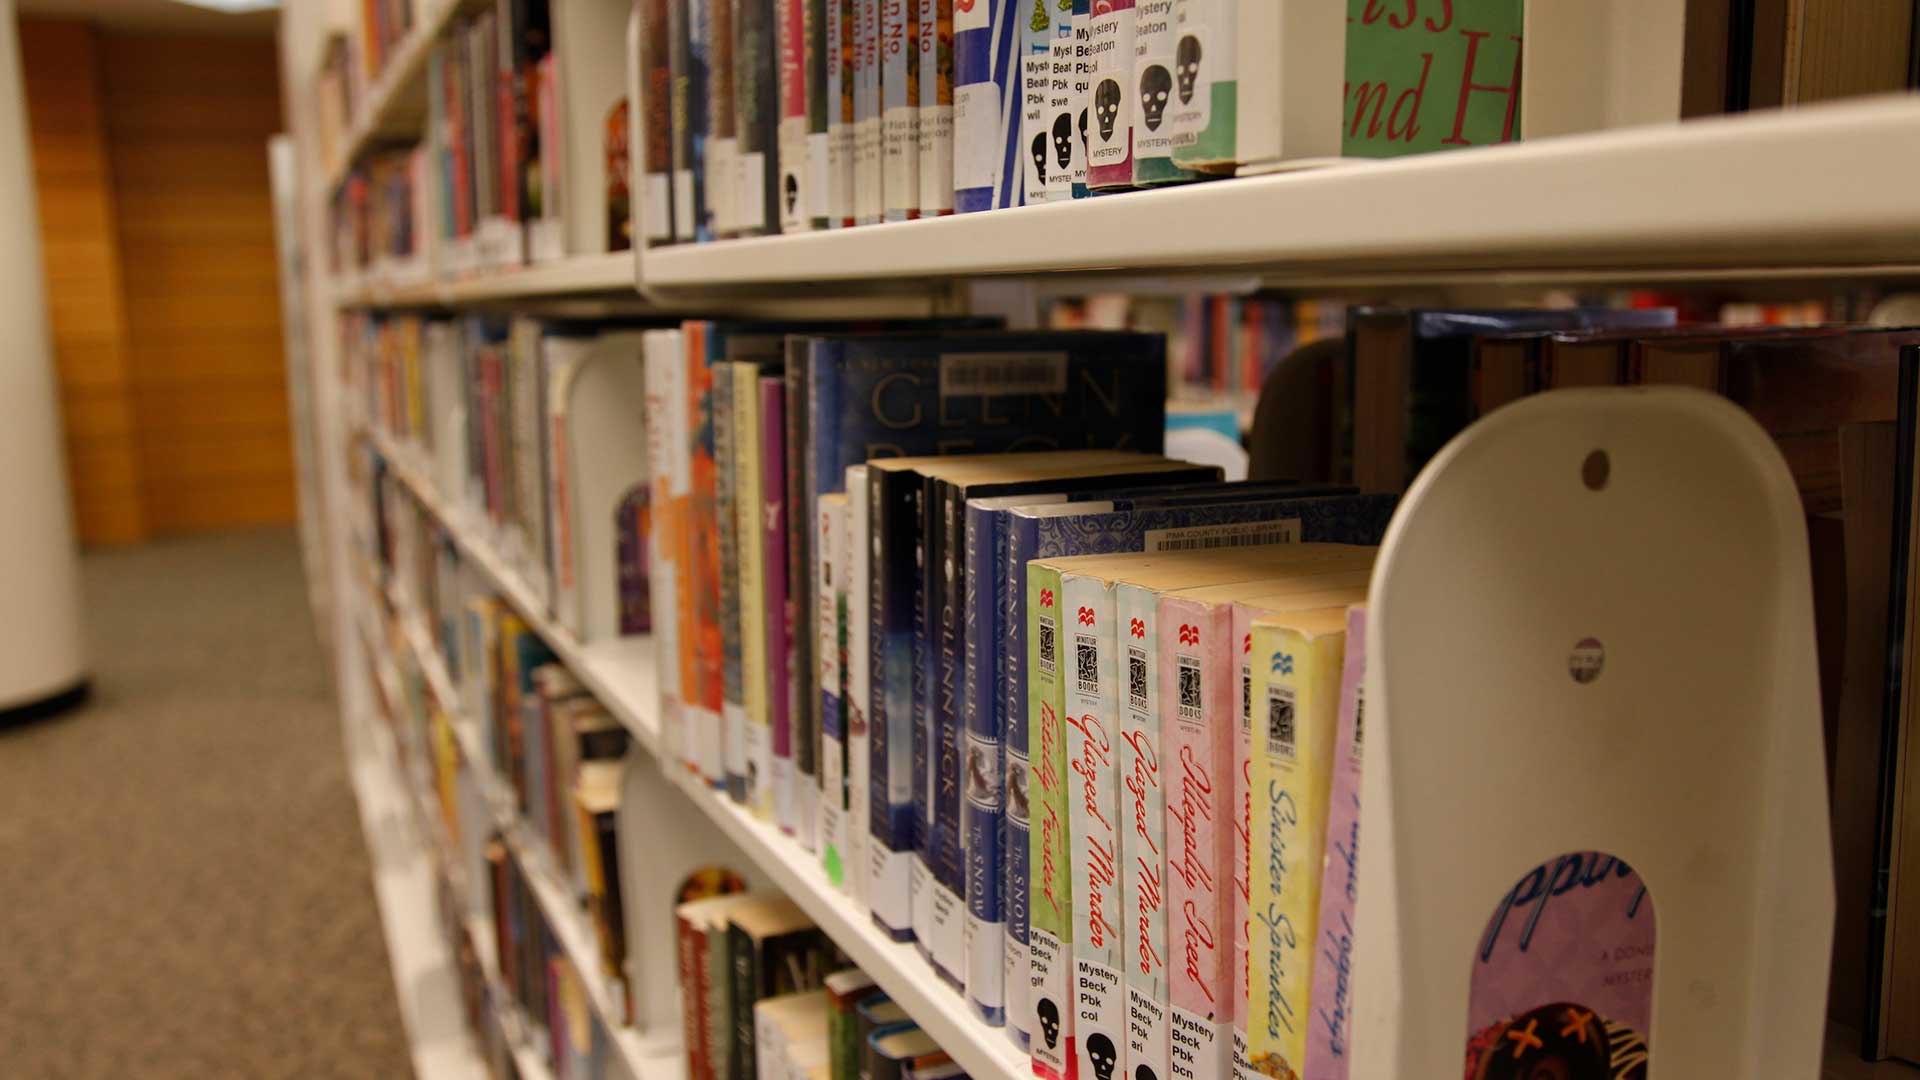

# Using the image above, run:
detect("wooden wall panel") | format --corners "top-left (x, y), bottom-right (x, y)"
top-left (19, 18), bottom-right (144, 545)
top-left (98, 30), bottom-right (293, 534)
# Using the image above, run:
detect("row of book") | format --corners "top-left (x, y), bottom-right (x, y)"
top-left (673, 893), bottom-right (969, 1079)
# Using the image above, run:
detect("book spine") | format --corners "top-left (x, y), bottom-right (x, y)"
top-left (641, 0), bottom-right (677, 243)
top-left (962, 498), bottom-right (1007, 1026)
top-left (669, 0), bottom-right (694, 239)
top-left (643, 333), bottom-right (687, 767)
top-left (910, 480), bottom-right (937, 965)
top-left (1064, 572), bottom-right (1124, 1080)
top-left (729, 927), bottom-right (759, 1080)
top-left (1038, 0), bottom-right (1074, 201)
top-left (1003, 510), bottom-right (1038, 1053)
top-left (1021, 0), bottom-right (1063, 204)
top-left (1247, 619), bottom-right (1344, 1080)
top-left (853, 0), bottom-right (884, 224)
top-left (547, 352), bottom-right (578, 634)
top-left (708, 925), bottom-right (737, 1080)
top-left (709, 0), bottom-right (740, 236)
top-left (827, 0), bottom-right (856, 226)
top-left (951, 0), bottom-right (1021, 212)
top-left (784, 342), bottom-right (816, 855)
top-left (1159, 596), bottom-right (1232, 1079)
top-left (867, 466), bottom-right (914, 939)
top-left (1230, 602), bottom-right (1254, 1080)
top-left (1083, 0), bottom-right (1133, 189)
top-left (717, 360), bottom-right (749, 800)
top-left (686, 326), bottom-right (726, 784)
top-left (819, 496), bottom-right (849, 885)
top-left (845, 466), bottom-right (873, 911)
top-left (1068, 0), bottom-right (1090, 197)
top-left (916, 0), bottom-right (954, 215)
top-left (1166, 0), bottom-right (1231, 169)
top-left (736, 363), bottom-right (773, 820)
top-left (762, 377), bottom-right (798, 838)
top-left (685, 0), bottom-right (717, 239)
top-left (881, 0), bottom-right (921, 220)
top-left (1117, 582), bottom-right (1170, 1080)
top-left (778, 0), bottom-right (813, 232)
top-left (1301, 606), bottom-right (1362, 1079)
top-left (928, 483), bottom-right (966, 988)
top-left (1028, 561), bottom-right (1074, 1080)
top-left (804, 0), bottom-right (832, 228)
top-left (737, 0), bottom-right (780, 235)
top-left (678, 912), bottom-right (712, 1080)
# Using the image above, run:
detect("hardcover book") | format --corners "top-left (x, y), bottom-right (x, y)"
top-left (639, 0), bottom-right (676, 243)
top-left (866, 1025), bottom-right (954, 1080)
top-left (828, 0), bottom-right (857, 225)
top-left (1245, 607), bottom-right (1348, 1080)
top-left (729, 898), bottom-right (836, 1080)
top-left (824, 968), bottom-right (878, 1079)
top-left (846, 467), bottom-right (875, 913)
top-left (952, 0), bottom-right (1023, 212)
top-left (779, 0), bottom-right (815, 232)
top-left (669, 0), bottom-right (713, 239)
top-left (738, 0), bottom-right (783, 235)
top-left (1342, 0), bottom-right (1523, 159)
top-left (687, 324), bottom-right (728, 783)
top-left (805, 0), bottom-right (832, 229)
top-left (1302, 604), bottom-right (1365, 1080)
top-left (763, 377), bottom-right (800, 838)
top-left (709, 0), bottom-right (741, 234)
top-left (916, 0), bottom-right (955, 215)
top-left (735, 362), bottom-right (774, 820)
top-left (718, 357), bottom-right (749, 802)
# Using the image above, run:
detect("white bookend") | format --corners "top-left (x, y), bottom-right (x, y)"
top-left (1353, 388), bottom-right (1833, 1075)
top-left (551, 329), bottom-right (650, 644)
top-left (643, 329), bottom-right (689, 772)
top-left (1520, 0), bottom-right (1686, 139)
top-left (552, 0), bottom-right (635, 256)
top-left (1231, 0), bottom-right (1344, 175)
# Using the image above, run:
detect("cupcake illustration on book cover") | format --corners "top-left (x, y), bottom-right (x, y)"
top-left (1464, 851), bottom-right (1654, 1080)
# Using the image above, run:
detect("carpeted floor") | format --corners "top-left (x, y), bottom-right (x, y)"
top-left (0, 528), bottom-right (414, 1078)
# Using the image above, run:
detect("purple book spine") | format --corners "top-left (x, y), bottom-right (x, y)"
top-left (1304, 604), bottom-right (1364, 1078)
top-left (761, 377), bottom-right (795, 835)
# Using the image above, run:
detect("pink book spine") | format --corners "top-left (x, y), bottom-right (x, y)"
top-left (1230, 603), bottom-right (1257, 1080)
top-left (1304, 604), bottom-right (1365, 1079)
top-left (1158, 595), bottom-right (1234, 1079)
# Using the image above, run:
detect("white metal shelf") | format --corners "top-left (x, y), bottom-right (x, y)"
top-left (639, 95), bottom-right (1920, 289)
top-left (336, 252), bottom-right (643, 309)
top-left (368, 432), bottom-right (1030, 1079)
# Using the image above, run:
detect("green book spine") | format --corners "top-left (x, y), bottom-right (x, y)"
top-left (1028, 561), bottom-right (1073, 1078)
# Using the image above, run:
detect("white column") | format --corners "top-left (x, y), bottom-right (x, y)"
top-left (0, 0), bottom-right (90, 712)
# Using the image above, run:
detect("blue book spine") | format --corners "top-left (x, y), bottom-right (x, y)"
top-left (954, 0), bottom-right (1023, 212)
top-left (963, 498), bottom-right (1007, 1026)
top-left (686, 0), bottom-right (714, 240)
top-left (929, 481), bottom-right (968, 990)
top-left (910, 481), bottom-right (937, 963)
top-left (869, 466), bottom-right (917, 941)
top-left (1004, 505), bottom-right (1039, 1052)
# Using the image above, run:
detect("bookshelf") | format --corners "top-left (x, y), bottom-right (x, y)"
top-left (282, 0), bottom-right (1916, 1074)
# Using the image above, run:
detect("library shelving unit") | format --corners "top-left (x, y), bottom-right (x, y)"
top-left (277, 0), bottom-right (1920, 1073)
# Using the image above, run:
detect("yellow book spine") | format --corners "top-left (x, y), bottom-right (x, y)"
top-left (1246, 617), bottom-right (1346, 1080)
top-left (733, 363), bottom-right (771, 819)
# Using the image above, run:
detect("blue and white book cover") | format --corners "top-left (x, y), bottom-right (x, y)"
top-left (954, 0), bottom-right (1024, 212)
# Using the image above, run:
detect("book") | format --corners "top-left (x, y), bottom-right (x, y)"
top-left (824, 969), bottom-right (879, 1080)
top-left (1244, 607), bottom-right (1348, 1080)
top-left (1462, 855), bottom-right (1655, 1076)
top-left (679, 893), bottom-right (760, 1080)
top-left (1083, 0), bottom-right (1133, 190)
top-left (1349, 307), bottom-right (1676, 494)
top-left (577, 760), bottom-right (632, 1017)
top-left (1302, 604), bottom-right (1365, 1079)
top-left (763, 376), bottom-right (801, 838)
top-left (855, 993), bottom-right (911, 1065)
top-left (952, 0), bottom-right (1023, 212)
top-left (638, 0), bottom-right (674, 243)
top-left (1069, 0), bottom-right (1091, 197)
top-left (710, 0), bottom-right (741, 235)
top-left (1164, 0), bottom-right (1230, 172)
top-left (883, 0), bottom-right (922, 220)
top-left (855, 0), bottom-right (885, 223)
top-left (687, 324), bottom-right (728, 783)
top-left (1341, 0), bottom-right (1522, 158)
top-left (805, 0), bottom-right (832, 230)
top-left (739, 0), bottom-right (782, 236)
top-left (846, 466), bottom-right (875, 913)
top-left (718, 355), bottom-right (749, 801)
top-left (755, 991), bottom-right (830, 1080)
top-left (866, 1025), bottom-right (953, 1080)
top-left (1127, 0), bottom-right (1195, 184)
top-left (671, 0), bottom-right (714, 240)
top-left (916, 0), bottom-right (955, 216)
top-left (828, 0), bottom-right (857, 225)
top-left (779, 0), bottom-right (815, 232)
top-left (1021, 0), bottom-right (1067, 203)
top-left (819, 493), bottom-right (852, 883)
top-left (736, 361), bottom-right (775, 819)
top-left (786, 339), bottom-right (819, 862)
top-left (730, 898), bottom-right (835, 1080)
top-left (1026, 557), bottom-right (1075, 1079)
top-left (1038, 0), bottom-right (1077, 201)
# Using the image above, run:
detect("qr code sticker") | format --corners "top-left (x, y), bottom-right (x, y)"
top-left (1177, 657), bottom-right (1202, 721)
top-left (1267, 685), bottom-right (1297, 760)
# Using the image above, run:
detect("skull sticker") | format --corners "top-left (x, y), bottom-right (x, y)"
top-left (1031, 130), bottom-right (1049, 184)
top-left (1037, 997), bottom-right (1062, 1049)
top-left (1086, 1033), bottom-right (1118, 1080)
top-left (1139, 64), bottom-right (1172, 131)
top-left (1095, 79), bottom-right (1122, 142)
top-left (1052, 112), bottom-right (1073, 170)
top-left (784, 174), bottom-right (799, 216)
top-left (1078, 107), bottom-right (1089, 155)
top-left (1176, 34), bottom-right (1201, 104)
top-left (1136, 1067), bottom-right (1158, 1080)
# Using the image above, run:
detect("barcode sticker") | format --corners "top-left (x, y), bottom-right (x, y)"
top-left (1038, 616), bottom-right (1058, 676)
top-left (1266, 684), bottom-right (1297, 760)
top-left (940, 352), bottom-right (1068, 397)
top-left (1127, 649), bottom-right (1147, 711)
top-left (1143, 517), bottom-right (1302, 553)
top-left (1351, 685), bottom-right (1365, 761)
top-left (1176, 656), bottom-right (1202, 722)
